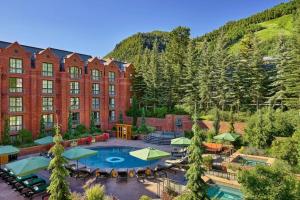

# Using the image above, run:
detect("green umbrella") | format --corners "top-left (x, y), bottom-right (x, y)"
top-left (0, 145), bottom-right (20, 156)
top-left (213, 132), bottom-right (240, 142)
top-left (62, 147), bottom-right (97, 160)
top-left (34, 136), bottom-right (54, 145)
top-left (130, 147), bottom-right (170, 161)
top-left (171, 137), bottom-right (191, 146)
top-left (5, 156), bottom-right (50, 177)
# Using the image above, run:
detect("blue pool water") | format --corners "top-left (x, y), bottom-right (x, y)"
top-left (79, 146), bottom-right (159, 169)
top-left (236, 156), bottom-right (267, 166)
top-left (208, 184), bottom-right (243, 200)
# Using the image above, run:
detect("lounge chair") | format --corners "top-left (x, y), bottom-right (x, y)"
top-left (65, 164), bottom-right (77, 177)
top-left (165, 156), bottom-right (188, 169)
top-left (171, 148), bottom-right (187, 158)
top-left (23, 183), bottom-right (49, 199)
top-left (95, 169), bottom-right (111, 182)
top-left (117, 169), bottom-right (128, 182)
top-left (10, 174), bottom-right (37, 187)
top-left (16, 178), bottom-right (46, 192)
top-left (76, 167), bottom-right (97, 179)
top-left (135, 168), bottom-right (146, 182)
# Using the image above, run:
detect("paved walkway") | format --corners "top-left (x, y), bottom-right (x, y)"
top-left (1, 139), bottom-right (180, 200)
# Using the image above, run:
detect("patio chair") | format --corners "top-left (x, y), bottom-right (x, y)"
top-left (95, 169), bottom-right (111, 182)
top-left (10, 174), bottom-right (38, 187)
top-left (171, 148), bottom-right (187, 158)
top-left (135, 168), bottom-right (146, 182)
top-left (23, 183), bottom-right (49, 200)
top-left (117, 168), bottom-right (128, 182)
top-left (65, 164), bottom-right (77, 177)
top-left (165, 156), bottom-right (188, 169)
top-left (76, 167), bottom-right (97, 179)
top-left (16, 177), bottom-right (46, 192)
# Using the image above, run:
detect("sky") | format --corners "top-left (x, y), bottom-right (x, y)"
top-left (0, 0), bottom-right (289, 57)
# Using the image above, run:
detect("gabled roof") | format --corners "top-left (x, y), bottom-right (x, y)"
top-left (0, 41), bottom-right (131, 72)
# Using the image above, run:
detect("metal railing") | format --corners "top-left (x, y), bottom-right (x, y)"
top-left (206, 170), bottom-right (237, 180)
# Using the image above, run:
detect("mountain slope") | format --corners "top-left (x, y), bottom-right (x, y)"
top-left (106, 0), bottom-right (299, 61)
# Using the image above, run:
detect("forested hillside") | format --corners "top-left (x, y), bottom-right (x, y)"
top-left (107, 0), bottom-right (300, 115)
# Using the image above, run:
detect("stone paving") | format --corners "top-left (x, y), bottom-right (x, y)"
top-left (0, 139), bottom-right (182, 200)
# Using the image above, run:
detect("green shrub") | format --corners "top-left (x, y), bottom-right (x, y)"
top-left (184, 130), bottom-right (194, 139)
top-left (203, 155), bottom-right (213, 170)
top-left (139, 195), bottom-right (151, 200)
top-left (75, 124), bottom-right (87, 136)
top-left (19, 129), bottom-right (33, 144)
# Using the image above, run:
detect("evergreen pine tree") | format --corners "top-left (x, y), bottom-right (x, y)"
top-left (164, 26), bottom-right (190, 110)
top-left (67, 112), bottom-right (73, 134)
top-left (131, 95), bottom-right (139, 126)
top-left (90, 112), bottom-right (96, 134)
top-left (213, 108), bottom-right (221, 135)
top-left (229, 108), bottom-right (235, 133)
top-left (184, 40), bottom-right (201, 112)
top-left (48, 123), bottom-right (71, 200)
top-left (39, 115), bottom-right (46, 138)
top-left (119, 112), bottom-right (124, 124)
top-left (2, 117), bottom-right (10, 145)
top-left (186, 114), bottom-right (208, 200)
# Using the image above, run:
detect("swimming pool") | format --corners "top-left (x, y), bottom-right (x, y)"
top-left (208, 184), bottom-right (243, 200)
top-left (235, 156), bottom-right (267, 166)
top-left (79, 146), bottom-right (159, 169)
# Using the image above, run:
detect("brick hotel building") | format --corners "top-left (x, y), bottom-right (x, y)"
top-left (0, 41), bottom-right (133, 139)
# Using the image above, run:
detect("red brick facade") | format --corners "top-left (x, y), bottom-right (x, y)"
top-left (0, 41), bottom-right (133, 139)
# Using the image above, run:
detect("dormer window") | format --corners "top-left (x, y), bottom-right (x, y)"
top-left (69, 66), bottom-right (81, 79)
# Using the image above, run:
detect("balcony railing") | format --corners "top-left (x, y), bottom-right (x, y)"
top-left (42, 89), bottom-right (53, 94)
top-left (70, 74), bottom-right (80, 79)
top-left (42, 71), bottom-right (53, 77)
top-left (9, 68), bottom-right (24, 74)
top-left (9, 107), bottom-right (23, 112)
top-left (91, 76), bottom-right (100, 81)
top-left (70, 89), bottom-right (80, 95)
top-left (70, 105), bottom-right (80, 110)
top-left (45, 122), bottom-right (54, 129)
top-left (9, 88), bottom-right (23, 93)
top-left (42, 106), bottom-right (53, 112)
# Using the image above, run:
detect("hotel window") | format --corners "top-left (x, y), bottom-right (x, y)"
top-left (43, 114), bottom-right (54, 128)
top-left (91, 69), bottom-right (100, 80)
top-left (42, 63), bottom-right (53, 77)
top-left (9, 78), bottom-right (23, 93)
top-left (108, 71), bottom-right (115, 82)
top-left (72, 112), bottom-right (80, 125)
top-left (109, 98), bottom-right (115, 109)
top-left (9, 97), bottom-right (22, 112)
top-left (70, 97), bottom-right (80, 110)
top-left (42, 97), bottom-right (53, 111)
top-left (9, 116), bottom-right (22, 131)
top-left (9, 58), bottom-right (23, 74)
top-left (109, 85), bottom-right (115, 96)
top-left (92, 83), bottom-right (100, 95)
top-left (42, 80), bottom-right (53, 94)
top-left (92, 98), bottom-right (100, 109)
top-left (93, 112), bottom-right (100, 124)
top-left (109, 110), bottom-right (115, 121)
top-left (70, 66), bottom-right (81, 79)
top-left (70, 82), bottom-right (80, 94)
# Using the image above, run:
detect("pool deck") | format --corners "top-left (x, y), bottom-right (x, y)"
top-left (1, 139), bottom-right (178, 200)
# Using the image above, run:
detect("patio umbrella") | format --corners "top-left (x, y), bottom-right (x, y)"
top-left (171, 137), bottom-right (191, 147)
top-left (0, 145), bottom-right (20, 156)
top-left (34, 136), bottom-right (54, 145)
top-left (129, 147), bottom-right (170, 161)
top-left (5, 156), bottom-right (50, 177)
top-left (213, 132), bottom-right (240, 142)
top-left (62, 147), bottom-right (97, 168)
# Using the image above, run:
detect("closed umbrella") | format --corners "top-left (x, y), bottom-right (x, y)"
top-left (213, 132), bottom-right (240, 142)
top-left (34, 136), bottom-right (54, 145)
top-left (130, 147), bottom-right (170, 161)
top-left (5, 156), bottom-right (50, 177)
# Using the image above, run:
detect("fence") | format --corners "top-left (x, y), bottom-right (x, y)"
top-left (206, 170), bottom-right (237, 180)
